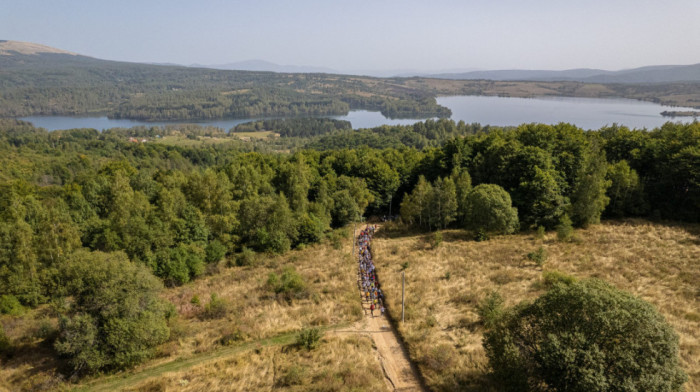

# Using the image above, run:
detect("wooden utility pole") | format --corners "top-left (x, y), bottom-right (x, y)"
top-left (352, 222), bottom-right (356, 258)
top-left (401, 270), bottom-right (405, 323)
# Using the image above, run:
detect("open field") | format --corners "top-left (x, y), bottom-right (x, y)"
top-left (152, 135), bottom-right (241, 147)
top-left (230, 131), bottom-right (279, 140)
top-left (1, 229), bottom-right (392, 392)
top-left (372, 220), bottom-right (700, 391)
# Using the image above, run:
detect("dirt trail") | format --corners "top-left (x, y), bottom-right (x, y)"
top-left (332, 304), bottom-right (424, 392)
top-left (332, 228), bottom-right (425, 392)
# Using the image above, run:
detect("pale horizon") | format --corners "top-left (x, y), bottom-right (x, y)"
top-left (2, 0), bottom-right (700, 74)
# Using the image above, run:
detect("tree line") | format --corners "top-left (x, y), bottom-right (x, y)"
top-left (0, 118), bottom-right (697, 375)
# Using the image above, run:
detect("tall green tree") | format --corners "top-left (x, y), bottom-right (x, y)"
top-left (464, 184), bottom-right (519, 234)
top-left (569, 144), bottom-right (611, 227)
top-left (483, 279), bottom-right (687, 392)
top-left (430, 176), bottom-right (458, 230)
top-left (54, 250), bottom-right (171, 374)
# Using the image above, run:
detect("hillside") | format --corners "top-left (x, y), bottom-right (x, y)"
top-left (432, 63), bottom-right (700, 84)
top-left (0, 40), bottom-right (451, 121)
top-left (3, 40), bottom-right (700, 122)
top-left (372, 221), bottom-right (700, 391)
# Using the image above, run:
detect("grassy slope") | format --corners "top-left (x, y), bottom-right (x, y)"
top-left (0, 230), bottom-right (390, 392)
top-left (372, 220), bottom-right (700, 392)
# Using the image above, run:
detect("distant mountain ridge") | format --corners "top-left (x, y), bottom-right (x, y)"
top-left (431, 64), bottom-right (700, 84)
top-left (194, 59), bottom-right (338, 74)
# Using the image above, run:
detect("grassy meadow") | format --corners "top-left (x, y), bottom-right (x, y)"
top-left (372, 220), bottom-right (700, 392)
top-left (0, 228), bottom-right (390, 392)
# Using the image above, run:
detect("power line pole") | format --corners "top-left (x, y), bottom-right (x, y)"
top-left (352, 222), bottom-right (356, 258)
top-left (401, 270), bottom-right (405, 323)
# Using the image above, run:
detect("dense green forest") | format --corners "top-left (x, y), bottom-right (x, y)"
top-left (0, 118), bottom-right (698, 375)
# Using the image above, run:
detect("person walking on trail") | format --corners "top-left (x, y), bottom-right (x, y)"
top-left (370, 303), bottom-right (375, 317)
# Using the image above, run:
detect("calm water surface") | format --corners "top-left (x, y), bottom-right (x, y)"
top-left (20, 96), bottom-right (697, 132)
top-left (436, 95), bottom-right (696, 130)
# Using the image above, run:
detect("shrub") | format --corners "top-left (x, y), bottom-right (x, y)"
top-left (483, 279), bottom-right (687, 391)
top-left (476, 291), bottom-right (504, 329)
top-left (278, 365), bottom-right (307, 386)
top-left (542, 270), bottom-right (577, 288)
top-left (556, 214), bottom-right (574, 242)
top-left (0, 324), bottom-right (10, 354)
top-left (474, 228), bottom-right (490, 242)
top-left (0, 294), bottom-right (23, 315)
top-left (535, 225), bottom-right (546, 240)
top-left (431, 231), bottom-right (443, 249)
top-left (327, 228), bottom-right (348, 250)
top-left (35, 317), bottom-right (57, 341)
top-left (205, 240), bottom-right (227, 264)
top-left (235, 247), bottom-right (257, 266)
top-left (268, 266), bottom-right (307, 300)
top-left (203, 293), bottom-right (229, 319)
top-left (526, 247), bottom-right (548, 267)
top-left (218, 326), bottom-right (244, 346)
top-left (297, 327), bottom-right (322, 350)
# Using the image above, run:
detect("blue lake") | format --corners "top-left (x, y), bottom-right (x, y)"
top-left (20, 95), bottom-right (697, 132)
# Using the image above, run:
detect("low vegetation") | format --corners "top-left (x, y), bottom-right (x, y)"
top-left (373, 221), bottom-right (699, 391)
top-left (484, 278), bottom-right (686, 391)
top-left (0, 230), bottom-right (379, 391)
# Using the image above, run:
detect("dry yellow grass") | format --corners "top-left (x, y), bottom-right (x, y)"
top-left (372, 220), bottom-right (700, 391)
top-left (1, 229), bottom-right (386, 391)
top-left (120, 335), bottom-right (386, 392)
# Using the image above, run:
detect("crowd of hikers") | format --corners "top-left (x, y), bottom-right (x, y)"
top-left (357, 225), bottom-right (385, 317)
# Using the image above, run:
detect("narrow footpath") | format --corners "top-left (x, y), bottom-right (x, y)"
top-left (333, 226), bottom-right (424, 392)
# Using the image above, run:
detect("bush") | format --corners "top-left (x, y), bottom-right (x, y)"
top-left (483, 279), bottom-right (687, 391)
top-left (542, 270), bottom-right (577, 288)
top-left (474, 228), bottom-right (490, 242)
top-left (205, 240), bottom-right (227, 264)
top-left (431, 231), bottom-right (443, 249)
top-left (535, 225), bottom-right (546, 240)
top-left (268, 266), bottom-right (307, 300)
top-left (235, 247), bottom-right (257, 266)
top-left (0, 324), bottom-right (10, 354)
top-left (556, 214), bottom-right (574, 242)
top-left (526, 247), bottom-right (547, 267)
top-left (476, 291), bottom-right (504, 329)
top-left (296, 327), bottom-right (322, 350)
top-left (203, 293), bottom-right (229, 319)
top-left (35, 317), bottom-right (57, 341)
top-left (218, 326), bottom-right (244, 346)
top-left (327, 227), bottom-right (348, 250)
top-left (278, 365), bottom-right (307, 387)
top-left (0, 294), bottom-right (23, 315)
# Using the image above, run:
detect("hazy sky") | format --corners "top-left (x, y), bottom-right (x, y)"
top-left (2, 0), bottom-right (699, 72)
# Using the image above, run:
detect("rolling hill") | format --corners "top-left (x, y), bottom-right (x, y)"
top-left (431, 63), bottom-right (700, 84)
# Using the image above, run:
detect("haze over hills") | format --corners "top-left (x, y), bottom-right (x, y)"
top-left (3, 40), bottom-right (700, 84)
top-left (430, 63), bottom-right (700, 84)
top-left (192, 59), bottom-right (338, 74)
